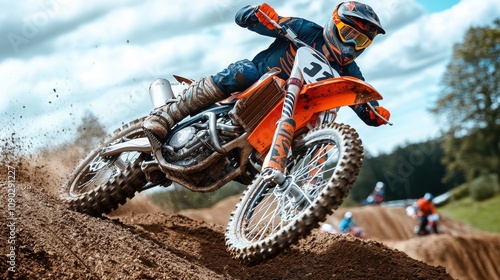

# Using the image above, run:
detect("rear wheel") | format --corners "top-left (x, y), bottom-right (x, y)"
top-left (59, 118), bottom-right (148, 216)
top-left (225, 123), bottom-right (363, 264)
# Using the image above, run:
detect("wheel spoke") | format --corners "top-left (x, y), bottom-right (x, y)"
top-left (246, 193), bottom-right (280, 241)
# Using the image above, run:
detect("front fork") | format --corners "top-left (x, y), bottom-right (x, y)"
top-left (261, 77), bottom-right (303, 184)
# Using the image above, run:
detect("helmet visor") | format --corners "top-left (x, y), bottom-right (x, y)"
top-left (336, 21), bottom-right (372, 50)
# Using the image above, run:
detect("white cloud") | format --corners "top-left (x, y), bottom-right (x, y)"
top-left (1, 0), bottom-right (499, 155)
top-left (351, 0), bottom-right (500, 153)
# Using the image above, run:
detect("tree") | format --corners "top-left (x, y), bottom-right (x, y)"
top-left (351, 138), bottom-right (458, 202)
top-left (430, 19), bottom-right (500, 183)
top-left (74, 110), bottom-right (107, 151)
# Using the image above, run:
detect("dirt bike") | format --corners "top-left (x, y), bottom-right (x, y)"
top-left (415, 213), bottom-right (441, 236)
top-left (60, 12), bottom-right (388, 264)
top-left (349, 226), bottom-right (367, 239)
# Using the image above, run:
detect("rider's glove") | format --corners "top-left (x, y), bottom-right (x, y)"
top-left (368, 106), bottom-right (391, 126)
top-left (255, 3), bottom-right (278, 30)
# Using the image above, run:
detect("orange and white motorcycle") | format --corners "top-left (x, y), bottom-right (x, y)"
top-left (60, 15), bottom-right (389, 264)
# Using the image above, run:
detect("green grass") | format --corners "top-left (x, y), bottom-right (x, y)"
top-left (438, 194), bottom-right (500, 233)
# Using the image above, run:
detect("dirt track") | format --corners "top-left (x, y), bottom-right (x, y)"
top-left (1, 148), bottom-right (500, 279)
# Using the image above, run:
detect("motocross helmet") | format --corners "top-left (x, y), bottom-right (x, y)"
top-left (423, 193), bottom-right (434, 201)
top-left (323, 1), bottom-right (386, 66)
top-left (344, 211), bottom-right (353, 219)
top-left (320, 223), bottom-right (335, 233)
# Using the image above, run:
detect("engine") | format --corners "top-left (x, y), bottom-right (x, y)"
top-left (166, 126), bottom-right (213, 166)
top-left (164, 109), bottom-right (243, 167)
top-left (155, 108), bottom-right (256, 191)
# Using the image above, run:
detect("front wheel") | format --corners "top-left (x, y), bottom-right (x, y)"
top-left (225, 123), bottom-right (363, 264)
top-left (59, 118), bottom-right (149, 216)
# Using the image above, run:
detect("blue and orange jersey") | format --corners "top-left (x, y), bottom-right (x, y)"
top-left (235, 5), bottom-right (364, 81)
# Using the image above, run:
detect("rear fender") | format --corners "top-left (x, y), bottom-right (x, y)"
top-left (99, 138), bottom-right (151, 157)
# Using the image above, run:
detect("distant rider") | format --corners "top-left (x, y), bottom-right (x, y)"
top-left (416, 193), bottom-right (439, 235)
top-left (339, 211), bottom-right (356, 233)
top-left (364, 181), bottom-right (385, 205)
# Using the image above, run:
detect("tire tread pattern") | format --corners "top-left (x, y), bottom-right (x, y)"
top-left (60, 118), bottom-right (147, 217)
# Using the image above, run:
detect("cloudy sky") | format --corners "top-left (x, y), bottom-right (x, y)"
top-left (1, 0), bottom-right (499, 155)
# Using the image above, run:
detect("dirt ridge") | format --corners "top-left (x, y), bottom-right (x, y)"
top-left (1, 183), bottom-right (455, 280)
top-left (1, 147), bottom-right (498, 279)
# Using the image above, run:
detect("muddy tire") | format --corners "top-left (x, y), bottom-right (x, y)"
top-left (60, 118), bottom-right (148, 216)
top-left (225, 123), bottom-right (363, 264)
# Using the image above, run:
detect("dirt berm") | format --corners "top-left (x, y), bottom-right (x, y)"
top-left (1, 149), bottom-right (499, 279)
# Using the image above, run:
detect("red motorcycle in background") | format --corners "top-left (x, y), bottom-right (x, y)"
top-left (407, 203), bottom-right (441, 236)
top-left (350, 226), bottom-right (367, 239)
top-left (415, 213), bottom-right (441, 236)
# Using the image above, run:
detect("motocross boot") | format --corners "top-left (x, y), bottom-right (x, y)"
top-left (142, 76), bottom-right (227, 140)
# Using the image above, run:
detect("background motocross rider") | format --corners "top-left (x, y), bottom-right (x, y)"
top-left (417, 193), bottom-right (439, 234)
top-left (143, 1), bottom-right (391, 142)
top-left (339, 211), bottom-right (357, 233)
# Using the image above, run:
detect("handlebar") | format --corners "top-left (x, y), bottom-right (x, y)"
top-left (256, 9), bottom-right (306, 48)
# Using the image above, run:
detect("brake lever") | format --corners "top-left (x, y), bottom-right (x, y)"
top-left (366, 102), bottom-right (393, 126)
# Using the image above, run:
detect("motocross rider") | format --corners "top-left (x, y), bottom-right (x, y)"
top-left (143, 1), bottom-right (391, 141)
top-left (417, 193), bottom-right (439, 234)
top-left (339, 211), bottom-right (356, 233)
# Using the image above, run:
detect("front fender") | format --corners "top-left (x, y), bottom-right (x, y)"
top-left (248, 76), bottom-right (382, 154)
top-left (293, 76), bottom-right (383, 126)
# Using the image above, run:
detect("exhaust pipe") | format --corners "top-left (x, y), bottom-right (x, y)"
top-left (149, 78), bottom-right (174, 109)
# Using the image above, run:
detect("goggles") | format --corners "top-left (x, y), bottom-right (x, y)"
top-left (336, 20), bottom-right (373, 50)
